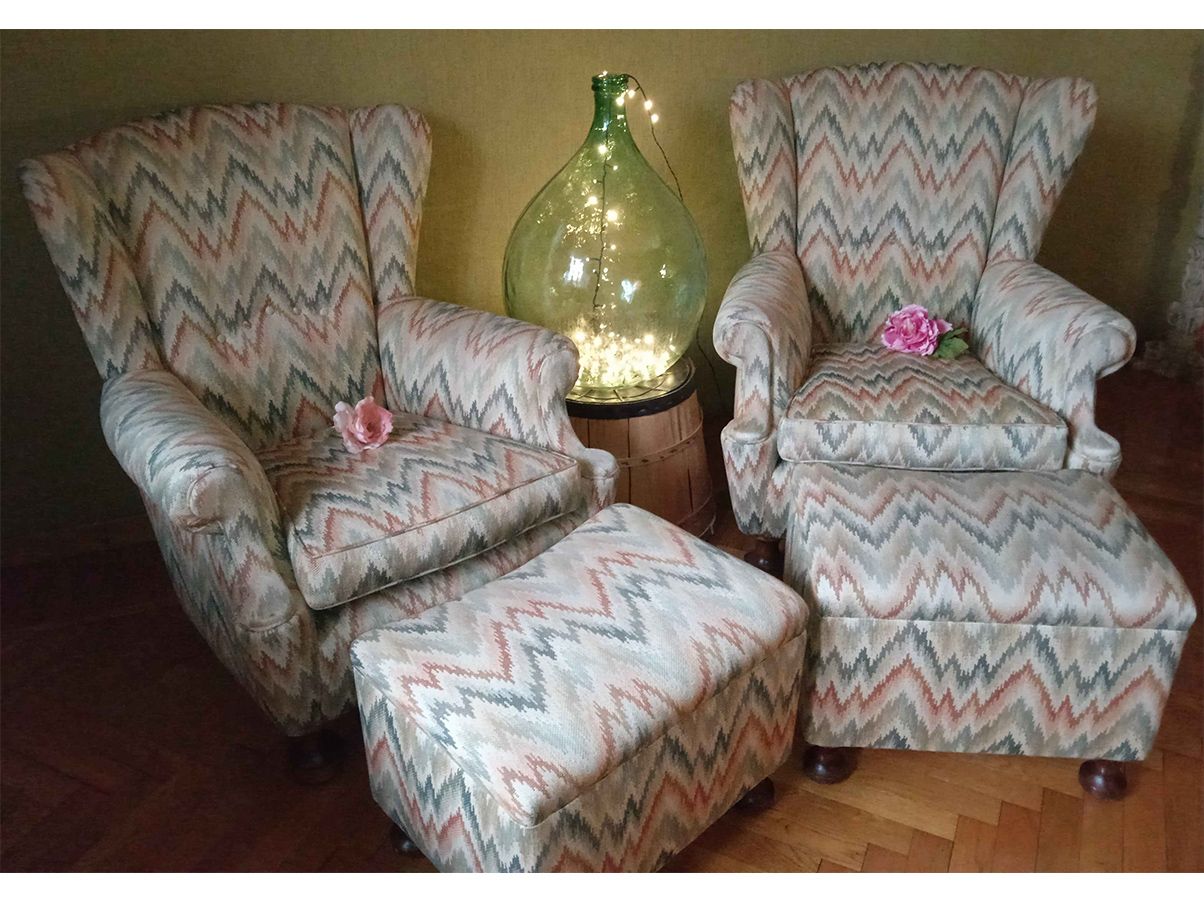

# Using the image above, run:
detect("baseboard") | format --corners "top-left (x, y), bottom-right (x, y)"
top-left (1, 513), bottom-right (156, 568)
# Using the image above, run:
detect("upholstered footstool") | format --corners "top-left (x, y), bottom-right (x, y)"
top-left (351, 503), bottom-right (809, 872)
top-left (785, 465), bottom-right (1196, 799)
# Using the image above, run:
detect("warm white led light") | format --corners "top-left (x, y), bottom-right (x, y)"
top-left (585, 195), bottom-right (598, 206)
top-left (643, 99), bottom-right (653, 111)
top-left (650, 113), bottom-right (659, 124)
top-left (606, 209), bottom-right (619, 222)
top-left (563, 255), bottom-right (586, 284)
top-left (569, 318), bottom-right (674, 388)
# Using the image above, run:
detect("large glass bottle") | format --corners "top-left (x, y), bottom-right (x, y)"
top-left (503, 72), bottom-right (707, 393)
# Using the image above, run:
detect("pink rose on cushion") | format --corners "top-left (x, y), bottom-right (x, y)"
top-left (882, 304), bottom-right (952, 356)
top-left (332, 397), bottom-right (394, 453)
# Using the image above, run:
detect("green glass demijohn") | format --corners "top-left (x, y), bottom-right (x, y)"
top-left (503, 72), bottom-right (707, 393)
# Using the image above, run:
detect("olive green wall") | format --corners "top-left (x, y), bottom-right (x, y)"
top-left (2, 29), bottom-right (1202, 547)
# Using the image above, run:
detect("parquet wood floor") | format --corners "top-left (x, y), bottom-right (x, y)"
top-left (1, 368), bottom-right (1200, 872)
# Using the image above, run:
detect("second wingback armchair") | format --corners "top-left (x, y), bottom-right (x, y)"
top-left (715, 62), bottom-right (1136, 556)
top-left (21, 102), bottom-right (617, 779)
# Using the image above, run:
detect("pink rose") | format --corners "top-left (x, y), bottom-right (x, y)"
top-left (332, 397), bottom-right (394, 453)
top-left (881, 304), bottom-right (952, 356)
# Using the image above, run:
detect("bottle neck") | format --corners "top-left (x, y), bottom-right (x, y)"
top-left (587, 75), bottom-right (634, 147)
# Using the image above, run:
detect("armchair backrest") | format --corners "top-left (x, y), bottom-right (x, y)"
top-left (731, 62), bottom-right (1096, 342)
top-left (21, 102), bottom-right (432, 450)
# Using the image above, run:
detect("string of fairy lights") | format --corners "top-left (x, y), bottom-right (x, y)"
top-left (573, 71), bottom-right (693, 389)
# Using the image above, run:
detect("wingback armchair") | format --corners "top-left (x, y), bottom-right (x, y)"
top-left (716, 63), bottom-right (1136, 551)
top-left (21, 103), bottom-right (617, 778)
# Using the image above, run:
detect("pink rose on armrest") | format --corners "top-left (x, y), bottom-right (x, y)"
top-left (333, 397), bottom-right (394, 453)
top-left (882, 304), bottom-right (952, 356)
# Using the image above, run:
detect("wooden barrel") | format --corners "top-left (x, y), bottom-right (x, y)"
top-left (569, 370), bottom-right (715, 537)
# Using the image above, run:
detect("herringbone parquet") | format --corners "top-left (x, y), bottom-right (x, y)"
top-left (1, 368), bottom-right (1200, 872)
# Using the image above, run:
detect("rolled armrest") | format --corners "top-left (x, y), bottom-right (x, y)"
top-left (100, 369), bottom-right (301, 633)
top-left (973, 260), bottom-right (1136, 475)
top-left (713, 250), bottom-right (813, 439)
top-left (380, 296), bottom-right (617, 510)
top-left (100, 369), bottom-right (275, 533)
top-left (712, 251), bottom-right (812, 539)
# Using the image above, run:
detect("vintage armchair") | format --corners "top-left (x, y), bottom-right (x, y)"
top-left (715, 62), bottom-right (1136, 558)
top-left (20, 103), bottom-right (617, 779)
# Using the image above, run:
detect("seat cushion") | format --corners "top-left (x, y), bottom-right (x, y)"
top-left (786, 464), bottom-right (1197, 630)
top-left (777, 343), bottom-right (1067, 470)
top-left (260, 413), bottom-right (584, 610)
top-left (352, 504), bottom-right (809, 829)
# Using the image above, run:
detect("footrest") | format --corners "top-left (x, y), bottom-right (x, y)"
top-left (353, 503), bottom-right (809, 872)
top-left (786, 466), bottom-right (1196, 760)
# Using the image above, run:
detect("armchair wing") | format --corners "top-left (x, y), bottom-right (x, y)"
top-left (973, 260), bottom-right (1137, 477)
top-left (712, 250), bottom-right (813, 537)
top-left (378, 295), bottom-right (617, 511)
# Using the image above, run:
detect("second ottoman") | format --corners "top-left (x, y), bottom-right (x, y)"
top-left (352, 503), bottom-right (809, 871)
top-left (785, 464), bottom-right (1196, 795)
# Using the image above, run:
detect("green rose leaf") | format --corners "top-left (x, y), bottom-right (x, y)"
top-left (934, 333), bottom-right (970, 359)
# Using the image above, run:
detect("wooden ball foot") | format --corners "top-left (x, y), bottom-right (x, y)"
top-left (743, 538), bottom-right (784, 578)
top-left (1079, 759), bottom-right (1128, 801)
top-left (391, 823), bottom-right (421, 856)
top-left (802, 745), bottom-right (856, 784)
top-left (733, 778), bottom-right (775, 813)
top-left (287, 728), bottom-right (344, 785)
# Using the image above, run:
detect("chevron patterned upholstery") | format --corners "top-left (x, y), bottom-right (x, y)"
top-left (778, 343), bottom-right (1067, 470)
top-left (261, 415), bottom-right (583, 610)
top-left (717, 62), bottom-right (1133, 539)
top-left (352, 504), bottom-right (809, 871)
top-left (790, 65), bottom-right (1027, 343)
top-left (69, 104), bottom-right (385, 450)
top-left (22, 103), bottom-right (617, 736)
top-left (786, 465), bottom-right (1196, 759)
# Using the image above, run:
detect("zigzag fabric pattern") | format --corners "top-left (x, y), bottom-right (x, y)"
top-left (352, 504), bottom-right (809, 825)
top-left (988, 78), bottom-right (1098, 263)
top-left (787, 463), bottom-right (1196, 759)
top-left (718, 62), bottom-right (1126, 539)
top-left (712, 250), bottom-right (814, 428)
top-left (803, 617), bottom-right (1187, 760)
top-left (729, 79), bottom-right (798, 255)
top-left (20, 153), bottom-right (164, 378)
top-left (352, 504), bottom-right (809, 870)
top-left (109, 369), bottom-right (583, 732)
top-left (148, 482), bottom-right (585, 735)
top-left (350, 105), bottom-right (432, 306)
top-left (380, 296), bottom-right (618, 513)
top-left (788, 63), bottom-right (1026, 342)
top-left (27, 103), bottom-right (619, 736)
top-left (712, 251), bottom-right (812, 538)
top-left (779, 343), bottom-right (1067, 470)
top-left (358, 636), bottom-right (804, 871)
top-left (68, 104), bottom-right (389, 449)
top-left (974, 260), bottom-right (1137, 477)
top-left (786, 465), bottom-right (1196, 628)
top-left (261, 416), bottom-right (583, 610)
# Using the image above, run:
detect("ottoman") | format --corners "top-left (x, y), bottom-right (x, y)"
top-left (784, 465), bottom-right (1196, 798)
top-left (351, 503), bottom-right (809, 871)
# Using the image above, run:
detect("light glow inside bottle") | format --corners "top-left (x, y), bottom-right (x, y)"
top-left (503, 72), bottom-right (706, 392)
